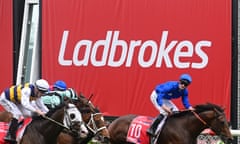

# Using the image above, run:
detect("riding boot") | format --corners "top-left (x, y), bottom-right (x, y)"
top-left (4, 118), bottom-right (18, 143)
top-left (147, 114), bottom-right (164, 137)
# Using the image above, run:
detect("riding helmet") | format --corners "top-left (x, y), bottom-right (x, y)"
top-left (53, 80), bottom-right (67, 91)
top-left (35, 79), bottom-right (50, 92)
top-left (179, 74), bottom-right (192, 84)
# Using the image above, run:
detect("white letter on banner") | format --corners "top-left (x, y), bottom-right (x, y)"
top-left (108, 31), bottom-right (128, 67)
top-left (174, 40), bottom-right (193, 68)
top-left (58, 30), bottom-right (72, 66)
top-left (192, 41), bottom-right (211, 69)
top-left (138, 40), bottom-right (158, 68)
top-left (91, 31), bottom-right (112, 66)
top-left (73, 40), bottom-right (92, 66)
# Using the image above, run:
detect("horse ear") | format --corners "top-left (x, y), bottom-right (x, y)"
top-left (79, 92), bottom-right (85, 98)
top-left (222, 107), bottom-right (226, 111)
top-left (63, 96), bottom-right (71, 104)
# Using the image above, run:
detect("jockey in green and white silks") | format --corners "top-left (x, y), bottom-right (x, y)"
top-left (41, 88), bottom-right (78, 109)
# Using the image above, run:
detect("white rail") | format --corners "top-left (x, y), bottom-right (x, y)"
top-left (231, 129), bottom-right (240, 136)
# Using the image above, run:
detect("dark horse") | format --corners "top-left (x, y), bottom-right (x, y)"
top-left (0, 92), bottom-right (110, 144)
top-left (57, 93), bottom-right (110, 144)
top-left (108, 103), bottom-right (233, 144)
top-left (19, 102), bottom-right (88, 144)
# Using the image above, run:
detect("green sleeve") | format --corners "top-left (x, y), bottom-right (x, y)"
top-left (41, 95), bottom-right (61, 108)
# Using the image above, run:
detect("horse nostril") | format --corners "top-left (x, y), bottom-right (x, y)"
top-left (227, 138), bottom-right (233, 143)
top-left (104, 137), bottom-right (110, 143)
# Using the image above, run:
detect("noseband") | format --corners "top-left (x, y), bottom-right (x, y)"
top-left (63, 104), bottom-right (85, 135)
top-left (86, 113), bottom-right (107, 134)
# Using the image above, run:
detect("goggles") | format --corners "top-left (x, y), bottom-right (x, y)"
top-left (180, 80), bottom-right (190, 87)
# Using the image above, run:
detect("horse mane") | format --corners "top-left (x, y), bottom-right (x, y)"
top-left (31, 103), bottom-right (66, 120)
top-left (194, 102), bottom-right (224, 113)
top-left (169, 103), bottom-right (224, 118)
top-left (45, 103), bottom-right (66, 117)
top-left (76, 92), bottom-right (101, 113)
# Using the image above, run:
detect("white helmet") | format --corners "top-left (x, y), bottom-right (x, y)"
top-left (35, 79), bottom-right (50, 92)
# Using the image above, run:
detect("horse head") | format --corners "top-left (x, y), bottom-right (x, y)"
top-left (74, 93), bottom-right (110, 143)
top-left (193, 103), bottom-right (233, 143)
top-left (20, 101), bottom-right (89, 144)
top-left (63, 102), bottom-right (89, 138)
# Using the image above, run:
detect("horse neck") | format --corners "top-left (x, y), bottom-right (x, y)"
top-left (42, 107), bottom-right (65, 138)
top-left (188, 110), bottom-right (215, 137)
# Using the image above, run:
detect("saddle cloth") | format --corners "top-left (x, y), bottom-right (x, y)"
top-left (0, 118), bottom-right (32, 143)
top-left (126, 116), bottom-right (153, 144)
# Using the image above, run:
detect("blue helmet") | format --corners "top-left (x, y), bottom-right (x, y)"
top-left (53, 80), bottom-right (67, 91)
top-left (179, 74), bottom-right (192, 84)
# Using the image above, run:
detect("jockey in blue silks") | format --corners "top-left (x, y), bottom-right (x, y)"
top-left (147, 74), bottom-right (194, 143)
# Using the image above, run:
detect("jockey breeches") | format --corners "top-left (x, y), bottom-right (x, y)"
top-left (0, 92), bottom-right (31, 119)
top-left (150, 90), bottom-right (179, 115)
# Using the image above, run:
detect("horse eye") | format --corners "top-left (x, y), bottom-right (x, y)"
top-left (70, 113), bottom-right (76, 119)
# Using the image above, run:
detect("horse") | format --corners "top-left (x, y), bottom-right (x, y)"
top-left (19, 101), bottom-right (88, 144)
top-left (0, 111), bottom-right (12, 122)
top-left (57, 93), bottom-right (110, 144)
top-left (0, 92), bottom-right (110, 144)
top-left (108, 103), bottom-right (233, 144)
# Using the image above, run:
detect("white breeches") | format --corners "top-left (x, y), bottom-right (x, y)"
top-left (150, 90), bottom-right (179, 115)
top-left (0, 92), bottom-right (32, 119)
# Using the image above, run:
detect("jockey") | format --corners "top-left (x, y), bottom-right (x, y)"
top-left (41, 88), bottom-right (78, 109)
top-left (49, 80), bottom-right (67, 91)
top-left (0, 79), bottom-right (50, 143)
top-left (147, 74), bottom-right (194, 142)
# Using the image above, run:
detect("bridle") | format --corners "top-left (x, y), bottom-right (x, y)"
top-left (191, 110), bottom-right (208, 126)
top-left (77, 94), bottom-right (109, 138)
top-left (86, 112), bottom-right (107, 134)
top-left (64, 103), bottom-right (84, 130)
top-left (42, 103), bottom-right (87, 137)
top-left (63, 103), bottom-right (87, 136)
top-left (191, 109), bottom-right (226, 135)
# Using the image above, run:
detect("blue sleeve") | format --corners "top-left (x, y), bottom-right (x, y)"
top-left (155, 82), bottom-right (172, 106)
top-left (181, 90), bottom-right (191, 108)
top-left (156, 92), bottom-right (164, 106)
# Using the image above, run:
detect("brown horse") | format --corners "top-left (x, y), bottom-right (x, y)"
top-left (19, 102), bottom-right (88, 144)
top-left (57, 94), bottom-right (110, 144)
top-left (0, 111), bottom-right (12, 122)
top-left (108, 103), bottom-right (233, 144)
top-left (0, 93), bottom-right (110, 144)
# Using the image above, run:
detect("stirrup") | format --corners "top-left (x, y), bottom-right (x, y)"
top-left (150, 136), bottom-right (156, 144)
top-left (147, 128), bottom-right (155, 136)
top-left (4, 136), bottom-right (16, 143)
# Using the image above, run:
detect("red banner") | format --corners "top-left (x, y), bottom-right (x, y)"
top-left (42, 0), bottom-right (232, 117)
top-left (0, 0), bottom-right (13, 91)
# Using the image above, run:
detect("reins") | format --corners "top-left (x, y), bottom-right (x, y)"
top-left (42, 115), bottom-right (70, 130)
top-left (42, 104), bottom-right (83, 133)
top-left (191, 110), bottom-right (208, 125)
